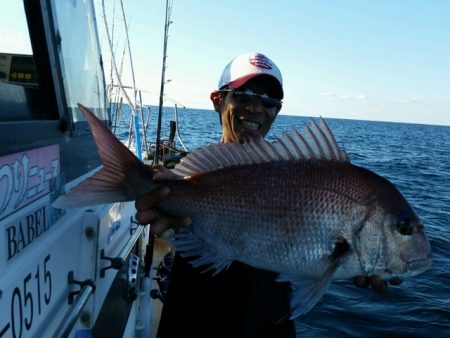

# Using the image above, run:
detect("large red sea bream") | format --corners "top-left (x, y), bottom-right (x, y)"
top-left (54, 104), bottom-right (432, 318)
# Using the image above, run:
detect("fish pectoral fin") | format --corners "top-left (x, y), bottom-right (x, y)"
top-left (279, 267), bottom-right (336, 319)
top-left (173, 228), bottom-right (232, 275)
top-left (279, 261), bottom-right (339, 319)
top-left (279, 237), bottom-right (351, 319)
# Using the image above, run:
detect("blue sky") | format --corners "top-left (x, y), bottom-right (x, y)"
top-left (1, 0), bottom-right (450, 125)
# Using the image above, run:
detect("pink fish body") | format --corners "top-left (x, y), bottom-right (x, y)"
top-left (54, 104), bottom-right (432, 318)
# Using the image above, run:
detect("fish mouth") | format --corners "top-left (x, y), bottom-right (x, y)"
top-left (239, 118), bottom-right (261, 131)
top-left (376, 255), bottom-right (431, 280)
top-left (406, 256), bottom-right (432, 273)
top-left (397, 252), bottom-right (432, 277)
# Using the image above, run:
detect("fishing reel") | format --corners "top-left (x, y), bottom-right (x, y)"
top-left (150, 251), bottom-right (175, 303)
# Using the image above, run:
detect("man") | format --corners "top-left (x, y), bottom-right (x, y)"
top-left (136, 52), bottom-right (295, 338)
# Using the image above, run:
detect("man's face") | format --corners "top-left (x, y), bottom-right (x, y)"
top-left (211, 79), bottom-right (282, 143)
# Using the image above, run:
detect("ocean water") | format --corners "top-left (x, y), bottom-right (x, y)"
top-left (114, 105), bottom-right (450, 337)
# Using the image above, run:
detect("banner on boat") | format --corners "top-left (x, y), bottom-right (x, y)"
top-left (0, 144), bottom-right (60, 221)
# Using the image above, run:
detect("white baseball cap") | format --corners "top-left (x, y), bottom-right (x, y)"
top-left (218, 52), bottom-right (283, 99)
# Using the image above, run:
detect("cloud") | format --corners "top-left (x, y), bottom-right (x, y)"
top-left (320, 92), bottom-right (368, 102)
top-left (395, 97), bottom-right (428, 106)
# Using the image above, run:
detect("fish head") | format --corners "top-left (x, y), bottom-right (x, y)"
top-left (353, 179), bottom-right (432, 282)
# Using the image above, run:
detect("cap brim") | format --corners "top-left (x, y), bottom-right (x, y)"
top-left (229, 74), bottom-right (283, 99)
top-left (228, 74), bottom-right (262, 89)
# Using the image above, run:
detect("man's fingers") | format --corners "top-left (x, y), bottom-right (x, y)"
top-left (133, 170), bottom-right (191, 235)
top-left (149, 215), bottom-right (192, 235)
top-left (352, 276), bottom-right (369, 288)
top-left (153, 165), bottom-right (178, 181)
top-left (135, 209), bottom-right (155, 224)
top-left (174, 215), bottom-right (192, 227)
top-left (352, 275), bottom-right (393, 293)
top-left (149, 218), bottom-right (172, 234)
top-left (369, 276), bottom-right (388, 293)
top-left (135, 186), bottom-right (171, 210)
top-left (135, 203), bottom-right (192, 231)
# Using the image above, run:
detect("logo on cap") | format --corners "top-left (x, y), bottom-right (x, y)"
top-left (248, 53), bottom-right (273, 70)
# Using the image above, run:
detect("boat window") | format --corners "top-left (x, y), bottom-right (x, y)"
top-left (0, 1), bottom-right (108, 124)
top-left (0, 1), bottom-right (106, 183)
top-left (0, 2), bottom-right (32, 55)
top-left (0, 2), bottom-right (53, 122)
top-left (52, 0), bottom-right (108, 126)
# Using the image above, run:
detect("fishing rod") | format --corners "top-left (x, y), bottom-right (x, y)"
top-left (153, 0), bottom-right (173, 165)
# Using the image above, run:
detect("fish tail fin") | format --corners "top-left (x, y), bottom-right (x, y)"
top-left (52, 104), bottom-right (153, 209)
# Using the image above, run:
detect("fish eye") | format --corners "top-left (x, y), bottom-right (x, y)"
top-left (396, 218), bottom-right (414, 236)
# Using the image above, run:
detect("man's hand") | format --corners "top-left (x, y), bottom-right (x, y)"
top-left (352, 275), bottom-right (402, 293)
top-left (135, 165), bottom-right (192, 235)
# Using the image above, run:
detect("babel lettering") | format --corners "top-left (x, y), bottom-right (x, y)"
top-left (6, 205), bottom-right (50, 260)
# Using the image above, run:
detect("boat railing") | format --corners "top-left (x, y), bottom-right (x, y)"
top-left (52, 272), bottom-right (96, 338)
top-left (100, 224), bottom-right (146, 277)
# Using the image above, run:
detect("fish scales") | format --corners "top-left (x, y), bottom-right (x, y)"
top-left (158, 160), bottom-right (379, 277)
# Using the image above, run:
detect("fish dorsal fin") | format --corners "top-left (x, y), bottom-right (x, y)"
top-left (172, 117), bottom-right (349, 178)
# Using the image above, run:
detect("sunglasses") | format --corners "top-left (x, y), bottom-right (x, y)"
top-left (219, 89), bottom-right (282, 109)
